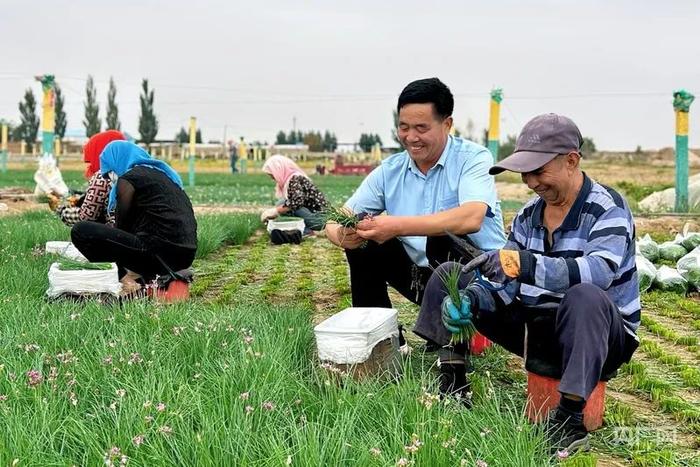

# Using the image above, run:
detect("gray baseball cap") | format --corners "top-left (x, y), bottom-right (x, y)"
top-left (489, 113), bottom-right (583, 175)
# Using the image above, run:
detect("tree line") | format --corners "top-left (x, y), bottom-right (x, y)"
top-left (9, 76), bottom-right (159, 151)
top-left (275, 130), bottom-right (338, 152)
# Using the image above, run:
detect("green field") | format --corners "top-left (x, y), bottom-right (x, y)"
top-left (1, 165), bottom-right (700, 465)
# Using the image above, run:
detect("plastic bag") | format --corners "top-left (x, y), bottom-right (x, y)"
top-left (675, 223), bottom-right (700, 252)
top-left (34, 154), bottom-right (69, 197)
top-left (677, 247), bottom-right (700, 291)
top-left (46, 262), bottom-right (121, 298)
top-left (314, 307), bottom-right (398, 364)
top-left (636, 234), bottom-right (659, 263)
top-left (658, 241), bottom-right (687, 262)
top-left (636, 255), bottom-right (656, 293)
top-left (45, 241), bottom-right (88, 262)
top-left (653, 265), bottom-right (688, 294)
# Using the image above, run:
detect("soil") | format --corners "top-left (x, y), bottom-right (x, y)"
top-left (496, 182), bottom-right (532, 201)
top-left (0, 198), bottom-right (43, 216)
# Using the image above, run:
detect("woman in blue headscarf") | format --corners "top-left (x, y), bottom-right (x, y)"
top-left (71, 141), bottom-right (198, 294)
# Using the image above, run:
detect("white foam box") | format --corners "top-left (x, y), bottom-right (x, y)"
top-left (267, 218), bottom-right (305, 234)
top-left (314, 307), bottom-right (401, 380)
top-left (46, 262), bottom-right (121, 298)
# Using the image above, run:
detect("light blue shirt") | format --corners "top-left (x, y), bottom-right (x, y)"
top-left (345, 136), bottom-right (507, 266)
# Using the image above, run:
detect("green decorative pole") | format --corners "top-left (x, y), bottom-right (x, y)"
top-left (488, 88), bottom-right (503, 162)
top-left (673, 90), bottom-right (694, 212)
top-left (35, 75), bottom-right (56, 155)
top-left (188, 117), bottom-right (196, 187)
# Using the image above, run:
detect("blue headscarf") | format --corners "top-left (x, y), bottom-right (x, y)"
top-left (100, 141), bottom-right (183, 212)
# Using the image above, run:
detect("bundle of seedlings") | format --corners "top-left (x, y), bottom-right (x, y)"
top-left (57, 259), bottom-right (113, 271)
top-left (435, 263), bottom-right (475, 344)
top-left (322, 206), bottom-right (371, 247)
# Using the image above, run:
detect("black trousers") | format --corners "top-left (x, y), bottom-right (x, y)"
top-left (414, 261), bottom-right (639, 401)
top-left (344, 236), bottom-right (464, 308)
top-left (71, 221), bottom-right (195, 280)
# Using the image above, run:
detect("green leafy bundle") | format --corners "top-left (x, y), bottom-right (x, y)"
top-left (435, 264), bottom-right (475, 344)
top-left (57, 259), bottom-right (113, 271)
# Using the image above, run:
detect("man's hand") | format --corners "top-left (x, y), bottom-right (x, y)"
top-left (325, 223), bottom-right (366, 249)
top-left (260, 207), bottom-right (279, 223)
top-left (441, 292), bottom-right (473, 335)
top-left (463, 249), bottom-right (521, 283)
top-left (355, 215), bottom-right (399, 244)
top-left (47, 194), bottom-right (60, 212)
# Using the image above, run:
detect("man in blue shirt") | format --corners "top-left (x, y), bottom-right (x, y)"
top-left (416, 114), bottom-right (640, 454)
top-left (325, 78), bottom-right (506, 329)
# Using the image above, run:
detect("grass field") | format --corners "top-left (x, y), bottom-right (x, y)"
top-left (1, 161), bottom-right (700, 465)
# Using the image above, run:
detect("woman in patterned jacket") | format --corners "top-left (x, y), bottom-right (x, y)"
top-left (259, 154), bottom-right (329, 235)
top-left (52, 130), bottom-right (126, 226)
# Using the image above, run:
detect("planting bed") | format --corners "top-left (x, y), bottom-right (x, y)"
top-left (1, 160), bottom-right (700, 465)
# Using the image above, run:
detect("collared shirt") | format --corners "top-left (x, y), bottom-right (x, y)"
top-left (345, 136), bottom-right (507, 266)
top-left (475, 173), bottom-right (640, 337)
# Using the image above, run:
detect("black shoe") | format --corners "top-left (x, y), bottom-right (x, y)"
top-left (438, 363), bottom-right (472, 407)
top-left (398, 325), bottom-right (406, 347)
top-left (545, 409), bottom-right (590, 454)
top-left (423, 341), bottom-right (440, 352)
top-left (270, 229), bottom-right (302, 245)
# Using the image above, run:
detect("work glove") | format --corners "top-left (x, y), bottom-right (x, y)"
top-left (260, 207), bottom-right (279, 223)
top-left (441, 290), bottom-right (474, 335)
top-left (463, 249), bottom-right (521, 284)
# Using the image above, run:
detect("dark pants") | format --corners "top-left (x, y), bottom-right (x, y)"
top-left (292, 207), bottom-right (324, 234)
top-left (345, 236), bottom-right (462, 307)
top-left (71, 221), bottom-right (196, 281)
top-left (414, 262), bottom-right (639, 401)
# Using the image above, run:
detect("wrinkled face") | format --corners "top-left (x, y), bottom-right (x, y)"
top-left (520, 153), bottom-right (579, 204)
top-left (397, 103), bottom-right (452, 170)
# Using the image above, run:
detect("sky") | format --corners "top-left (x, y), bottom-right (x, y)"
top-left (1, 0), bottom-right (699, 150)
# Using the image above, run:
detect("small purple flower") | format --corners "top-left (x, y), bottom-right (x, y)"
top-left (26, 370), bottom-right (43, 388)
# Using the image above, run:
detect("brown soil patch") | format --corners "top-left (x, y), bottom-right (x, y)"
top-left (496, 182), bottom-right (532, 202)
top-left (634, 216), bottom-right (700, 235)
top-left (0, 198), bottom-right (43, 216)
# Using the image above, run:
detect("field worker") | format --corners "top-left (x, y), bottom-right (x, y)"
top-left (229, 140), bottom-right (239, 174)
top-left (415, 114), bottom-right (640, 453)
top-left (325, 77), bottom-right (506, 313)
top-left (50, 130), bottom-right (126, 226)
top-left (260, 154), bottom-right (329, 236)
top-left (71, 141), bottom-right (197, 295)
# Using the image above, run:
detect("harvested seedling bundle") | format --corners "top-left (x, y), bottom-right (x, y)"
top-left (322, 206), bottom-right (368, 228)
top-left (436, 264), bottom-right (475, 344)
top-left (635, 255), bottom-right (656, 293)
top-left (636, 234), bottom-right (659, 263)
top-left (677, 247), bottom-right (700, 290)
top-left (658, 241), bottom-right (687, 263)
top-left (322, 206), bottom-right (371, 246)
top-left (57, 259), bottom-right (113, 271)
top-left (654, 265), bottom-right (688, 294)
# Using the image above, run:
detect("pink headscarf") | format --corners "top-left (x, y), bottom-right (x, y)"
top-left (262, 154), bottom-right (310, 198)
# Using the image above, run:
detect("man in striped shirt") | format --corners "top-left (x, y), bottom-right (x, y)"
top-left (414, 113), bottom-right (640, 453)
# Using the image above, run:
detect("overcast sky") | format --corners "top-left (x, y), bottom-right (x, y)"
top-left (1, 0), bottom-right (699, 150)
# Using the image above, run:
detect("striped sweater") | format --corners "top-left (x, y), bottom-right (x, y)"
top-left (473, 174), bottom-right (640, 337)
